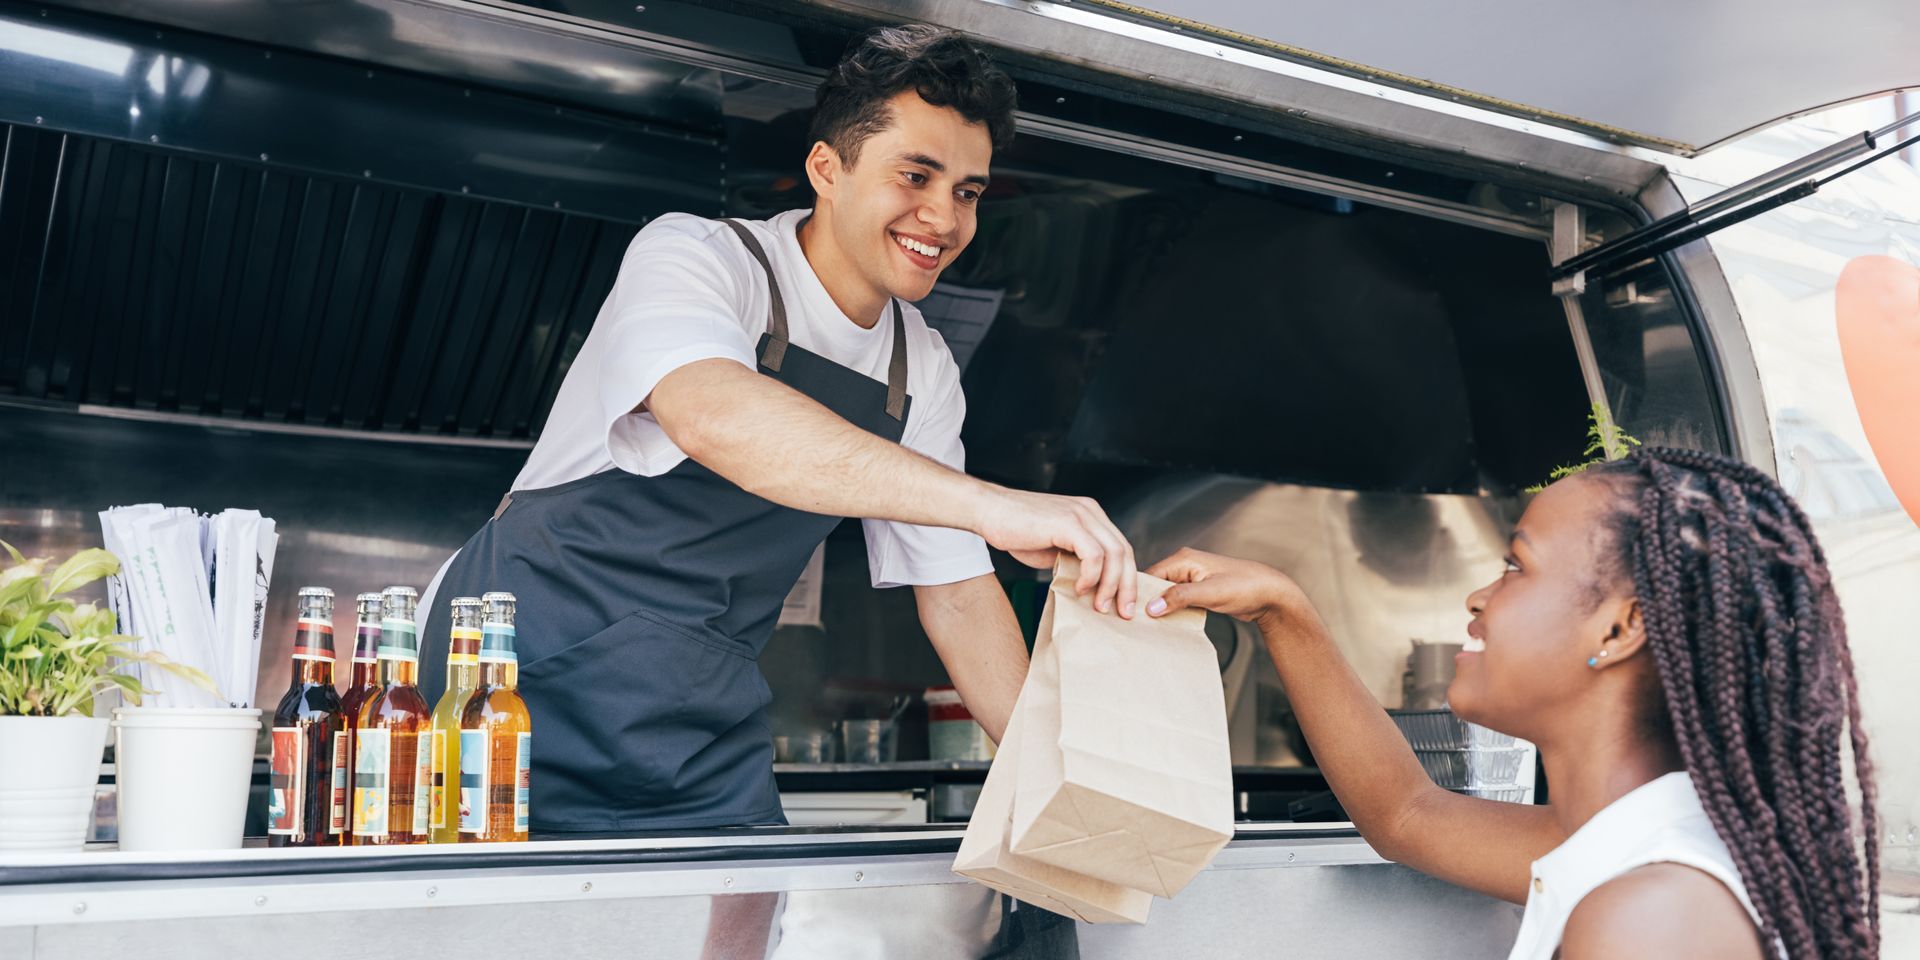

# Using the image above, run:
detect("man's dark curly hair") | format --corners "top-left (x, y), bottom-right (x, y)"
top-left (808, 25), bottom-right (1018, 166)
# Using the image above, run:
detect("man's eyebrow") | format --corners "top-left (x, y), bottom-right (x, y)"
top-left (897, 152), bottom-right (990, 188)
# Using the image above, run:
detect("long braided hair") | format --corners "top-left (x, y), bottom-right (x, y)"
top-left (1583, 448), bottom-right (1879, 958)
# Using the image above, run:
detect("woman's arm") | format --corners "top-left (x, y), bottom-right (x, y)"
top-left (1147, 549), bottom-right (1564, 904)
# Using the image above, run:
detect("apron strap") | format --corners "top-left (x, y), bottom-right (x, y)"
top-left (719, 218), bottom-right (790, 372)
top-left (885, 299), bottom-right (908, 422)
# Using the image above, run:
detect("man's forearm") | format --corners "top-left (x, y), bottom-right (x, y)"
top-left (915, 574), bottom-right (1027, 743)
top-left (650, 359), bottom-right (991, 530)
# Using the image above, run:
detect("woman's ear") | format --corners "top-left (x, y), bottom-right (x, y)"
top-left (1593, 597), bottom-right (1648, 668)
top-left (804, 141), bottom-right (842, 202)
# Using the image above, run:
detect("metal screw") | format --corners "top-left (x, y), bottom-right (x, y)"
top-left (552, 201), bottom-right (561, 208)
top-left (363, 169), bottom-right (372, 177)
top-left (254, 896), bottom-right (267, 907)
top-left (263, 50), bottom-right (271, 59)
top-left (581, 882), bottom-right (593, 893)
top-left (1287, 852), bottom-right (1295, 862)
top-left (634, 3), bottom-right (646, 10)
top-left (1232, 135), bottom-right (1243, 142)
top-left (854, 871), bottom-right (864, 882)
top-left (723, 876), bottom-right (733, 887)
top-left (461, 185), bottom-right (470, 194)
top-left (71, 902), bottom-right (86, 915)
top-left (1054, 97), bottom-right (1065, 104)
top-left (426, 886), bottom-right (437, 898)
top-left (149, 135), bottom-right (158, 143)
top-left (366, 70), bottom-right (374, 79)
top-left (464, 89), bottom-right (471, 97)
top-left (34, 116), bottom-right (43, 124)
top-left (1385, 171), bottom-right (1395, 177)
top-left (260, 153), bottom-right (270, 161)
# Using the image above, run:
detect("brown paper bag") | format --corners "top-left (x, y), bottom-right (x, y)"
top-left (1005, 557), bottom-right (1234, 898)
top-left (951, 689), bottom-right (1154, 924)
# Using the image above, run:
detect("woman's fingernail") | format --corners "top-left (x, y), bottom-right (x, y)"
top-left (1123, 602), bottom-right (1136, 618)
top-left (1147, 598), bottom-right (1167, 616)
top-left (1098, 599), bottom-right (1111, 613)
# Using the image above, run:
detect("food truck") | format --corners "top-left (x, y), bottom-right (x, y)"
top-left (1, 1), bottom-right (1916, 956)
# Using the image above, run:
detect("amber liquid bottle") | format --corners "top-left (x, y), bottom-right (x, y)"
top-left (333, 592), bottom-right (382, 846)
top-left (352, 586), bottom-right (431, 846)
top-left (460, 592), bottom-right (532, 843)
top-left (268, 588), bottom-right (346, 847)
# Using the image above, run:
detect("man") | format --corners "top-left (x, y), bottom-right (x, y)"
top-left (422, 25), bottom-right (1137, 833)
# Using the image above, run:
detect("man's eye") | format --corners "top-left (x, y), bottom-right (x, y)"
top-left (902, 171), bottom-right (926, 185)
top-left (957, 189), bottom-right (981, 204)
top-left (1502, 557), bottom-right (1521, 574)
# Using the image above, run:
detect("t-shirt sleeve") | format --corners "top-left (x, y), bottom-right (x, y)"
top-left (862, 331), bottom-right (995, 588)
top-left (599, 217), bottom-right (760, 477)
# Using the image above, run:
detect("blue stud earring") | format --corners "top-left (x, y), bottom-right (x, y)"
top-left (1587, 657), bottom-right (1599, 667)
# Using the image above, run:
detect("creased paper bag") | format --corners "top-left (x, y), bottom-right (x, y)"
top-left (1006, 557), bottom-right (1233, 898)
top-left (951, 694), bottom-right (1154, 924)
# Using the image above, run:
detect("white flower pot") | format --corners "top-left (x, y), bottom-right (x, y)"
top-left (0, 714), bottom-right (110, 851)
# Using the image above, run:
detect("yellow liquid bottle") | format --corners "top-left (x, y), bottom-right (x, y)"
top-left (429, 597), bottom-right (482, 844)
top-left (460, 592), bottom-right (532, 843)
top-left (352, 585), bottom-right (431, 846)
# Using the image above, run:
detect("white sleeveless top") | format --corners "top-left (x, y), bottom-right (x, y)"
top-left (1507, 772), bottom-right (1776, 960)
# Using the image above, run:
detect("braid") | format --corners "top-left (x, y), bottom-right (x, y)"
top-left (1588, 449), bottom-right (1879, 959)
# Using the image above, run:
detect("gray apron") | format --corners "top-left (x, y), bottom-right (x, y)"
top-left (422, 218), bottom-right (911, 832)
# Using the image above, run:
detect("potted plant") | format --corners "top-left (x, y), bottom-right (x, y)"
top-left (0, 542), bottom-right (210, 851)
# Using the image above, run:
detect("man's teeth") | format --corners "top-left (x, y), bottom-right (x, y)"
top-left (894, 233), bottom-right (941, 258)
top-left (1462, 637), bottom-right (1486, 653)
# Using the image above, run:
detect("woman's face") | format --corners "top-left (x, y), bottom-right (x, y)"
top-left (1449, 476), bottom-right (1628, 740)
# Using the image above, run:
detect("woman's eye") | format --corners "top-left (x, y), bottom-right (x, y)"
top-left (1502, 557), bottom-right (1521, 575)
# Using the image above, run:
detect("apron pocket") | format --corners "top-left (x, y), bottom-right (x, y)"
top-left (519, 608), bottom-right (772, 819)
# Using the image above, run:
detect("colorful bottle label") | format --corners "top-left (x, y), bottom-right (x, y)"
top-left (448, 626), bottom-right (482, 666)
top-left (479, 623), bottom-right (517, 664)
top-left (352, 728), bottom-right (390, 837)
top-left (411, 729), bottom-right (432, 835)
top-left (459, 730), bottom-right (488, 836)
top-left (352, 624), bottom-right (380, 664)
top-left (267, 727), bottom-right (304, 836)
top-left (429, 728), bottom-right (448, 829)
top-left (328, 731), bottom-right (349, 835)
top-left (378, 618), bottom-right (419, 663)
top-left (291, 619), bottom-right (336, 662)
top-left (514, 731), bottom-right (531, 832)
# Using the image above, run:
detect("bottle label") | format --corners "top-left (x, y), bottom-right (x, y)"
top-left (459, 730), bottom-right (488, 836)
top-left (329, 731), bottom-right (349, 835)
top-left (514, 731), bottom-right (531, 832)
top-left (411, 729), bottom-right (432, 836)
top-left (291, 619), bottom-right (336, 661)
top-left (479, 623), bottom-right (517, 664)
top-left (448, 626), bottom-right (482, 666)
top-left (352, 728), bottom-right (390, 837)
top-left (378, 618), bottom-right (419, 663)
top-left (429, 728), bottom-right (448, 829)
top-left (267, 727), bottom-right (305, 836)
top-left (352, 624), bottom-right (380, 664)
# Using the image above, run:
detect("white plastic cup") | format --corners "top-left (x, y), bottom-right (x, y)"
top-left (112, 707), bottom-right (261, 852)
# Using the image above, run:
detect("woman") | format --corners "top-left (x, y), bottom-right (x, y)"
top-left (1146, 448), bottom-right (1879, 959)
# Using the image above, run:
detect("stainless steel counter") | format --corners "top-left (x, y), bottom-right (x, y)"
top-left (0, 825), bottom-right (1521, 959)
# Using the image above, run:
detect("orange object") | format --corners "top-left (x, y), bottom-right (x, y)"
top-left (1835, 255), bottom-right (1920, 528)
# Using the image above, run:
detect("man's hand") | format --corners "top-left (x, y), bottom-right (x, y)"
top-left (972, 487), bottom-right (1138, 618)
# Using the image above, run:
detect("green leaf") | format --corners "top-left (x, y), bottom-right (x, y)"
top-left (44, 549), bottom-right (119, 597)
top-left (0, 539), bottom-right (23, 565)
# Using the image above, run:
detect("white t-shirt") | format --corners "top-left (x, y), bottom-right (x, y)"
top-left (1508, 771), bottom-right (1778, 960)
top-left (514, 208), bottom-right (992, 589)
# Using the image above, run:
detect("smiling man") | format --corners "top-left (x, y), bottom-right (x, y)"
top-left (420, 25), bottom-right (1138, 833)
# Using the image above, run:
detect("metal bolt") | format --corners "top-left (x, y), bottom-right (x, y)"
top-left (854, 871), bottom-right (865, 882)
top-left (552, 201), bottom-right (561, 208)
top-left (71, 902), bottom-right (86, 915)
top-left (1054, 97), bottom-right (1065, 105)
top-left (1385, 171), bottom-right (1395, 178)
top-left (581, 882), bottom-right (593, 893)
top-left (260, 153), bottom-right (270, 161)
top-left (363, 169), bottom-right (372, 177)
top-left (634, 3), bottom-right (646, 10)
top-left (461, 185), bottom-right (470, 194)
top-left (149, 135), bottom-right (158, 143)
top-left (1232, 135), bottom-right (1243, 142)
top-left (254, 896), bottom-right (267, 907)
top-left (34, 116), bottom-right (43, 124)
top-left (1287, 852), bottom-right (1295, 862)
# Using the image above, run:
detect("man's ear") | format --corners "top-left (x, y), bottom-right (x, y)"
top-left (804, 141), bottom-right (843, 202)
top-left (1596, 596), bottom-right (1649, 668)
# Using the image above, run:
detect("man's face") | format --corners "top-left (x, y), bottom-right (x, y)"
top-left (820, 91), bottom-right (993, 304)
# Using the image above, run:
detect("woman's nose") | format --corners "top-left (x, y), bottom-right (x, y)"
top-left (1465, 580), bottom-right (1493, 617)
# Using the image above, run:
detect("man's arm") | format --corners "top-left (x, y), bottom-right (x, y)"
top-left (913, 574), bottom-right (1027, 743)
top-left (647, 358), bottom-right (1140, 617)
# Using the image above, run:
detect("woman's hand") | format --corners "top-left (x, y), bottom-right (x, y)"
top-left (1143, 548), bottom-right (1303, 628)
